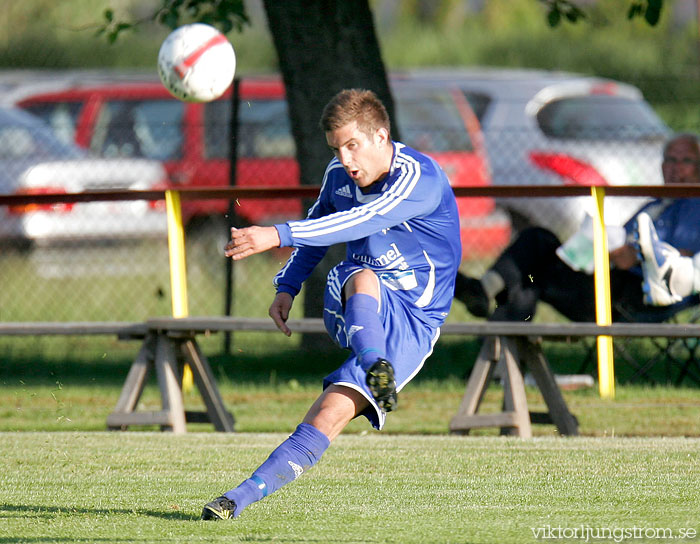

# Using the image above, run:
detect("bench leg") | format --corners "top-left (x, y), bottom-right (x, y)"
top-left (180, 339), bottom-right (235, 432)
top-left (449, 337), bottom-right (500, 434)
top-left (154, 334), bottom-right (187, 434)
top-left (516, 337), bottom-right (579, 436)
top-left (450, 335), bottom-right (580, 438)
top-left (449, 336), bottom-right (531, 437)
top-left (107, 333), bottom-right (156, 430)
top-left (107, 332), bottom-right (184, 432)
top-left (107, 331), bottom-right (235, 433)
top-left (500, 338), bottom-right (532, 438)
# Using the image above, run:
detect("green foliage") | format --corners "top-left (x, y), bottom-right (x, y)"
top-left (540, 0), bottom-right (587, 27)
top-left (374, 0), bottom-right (699, 131)
top-left (157, 0), bottom-right (249, 33)
top-left (0, 0), bottom-right (275, 71)
top-left (96, 8), bottom-right (134, 43)
top-left (97, 0), bottom-right (249, 43)
top-left (628, 0), bottom-right (664, 25)
top-left (380, 0), bottom-right (688, 74)
top-left (1, 1), bottom-right (693, 89)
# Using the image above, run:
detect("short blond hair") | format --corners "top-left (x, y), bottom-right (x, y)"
top-left (320, 89), bottom-right (390, 137)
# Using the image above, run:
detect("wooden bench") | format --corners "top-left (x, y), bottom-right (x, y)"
top-left (103, 317), bottom-right (330, 433)
top-left (114, 317), bottom-right (536, 435)
top-left (0, 321), bottom-right (147, 337)
top-left (444, 321), bottom-right (700, 437)
top-left (4, 319), bottom-right (700, 436)
top-left (139, 317), bottom-right (700, 437)
top-left (0, 320), bottom-right (234, 434)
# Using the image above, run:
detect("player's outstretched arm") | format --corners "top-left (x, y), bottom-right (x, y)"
top-left (268, 292), bottom-right (294, 336)
top-left (224, 226), bottom-right (281, 260)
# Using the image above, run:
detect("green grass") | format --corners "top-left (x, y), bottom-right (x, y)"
top-left (1, 330), bottom-right (699, 543)
top-left (2, 377), bottom-right (700, 437)
top-left (0, 432), bottom-right (698, 543)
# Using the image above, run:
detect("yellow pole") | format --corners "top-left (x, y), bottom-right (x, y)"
top-left (591, 186), bottom-right (615, 398)
top-left (164, 190), bottom-right (193, 391)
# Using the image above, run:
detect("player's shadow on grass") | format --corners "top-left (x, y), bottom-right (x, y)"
top-left (0, 502), bottom-right (197, 522)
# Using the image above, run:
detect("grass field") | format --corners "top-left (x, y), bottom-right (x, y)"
top-left (1, 432), bottom-right (698, 544)
top-left (2, 329), bottom-right (699, 542)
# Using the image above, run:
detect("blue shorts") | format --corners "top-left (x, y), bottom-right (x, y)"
top-left (322, 261), bottom-right (441, 430)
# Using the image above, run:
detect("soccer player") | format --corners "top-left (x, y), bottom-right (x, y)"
top-left (201, 88), bottom-right (462, 520)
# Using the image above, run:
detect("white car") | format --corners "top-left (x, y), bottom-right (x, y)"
top-left (411, 68), bottom-right (671, 240)
top-left (0, 105), bottom-right (167, 249)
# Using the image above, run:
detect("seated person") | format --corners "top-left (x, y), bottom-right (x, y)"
top-left (455, 133), bottom-right (700, 323)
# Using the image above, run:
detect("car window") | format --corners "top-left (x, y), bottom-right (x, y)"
top-left (203, 100), bottom-right (229, 159)
top-left (0, 126), bottom-right (38, 159)
top-left (536, 95), bottom-right (668, 140)
top-left (91, 99), bottom-right (184, 160)
top-left (204, 98), bottom-right (295, 160)
top-left (393, 86), bottom-right (474, 153)
top-left (462, 91), bottom-right (492, 123)
top-left (22, 101), bottom-right (82, 146)
top-left (0, 122), bottom-right (83, 161)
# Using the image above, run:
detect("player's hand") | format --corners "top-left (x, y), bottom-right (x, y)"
top-left (610, 244), bottom-right (638, 270)
top-left (269, 292), bottom-right (294, 336)
top-left (224, 226), bottom-right (281, 260)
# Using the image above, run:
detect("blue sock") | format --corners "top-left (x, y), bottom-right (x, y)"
top-left (344, 293), bottom-right (385, 369)
top-left (223, 423), bottom-right (330, 517)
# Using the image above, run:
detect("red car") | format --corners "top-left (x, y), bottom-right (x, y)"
top-left (13, 72), bottom-right (510, 257)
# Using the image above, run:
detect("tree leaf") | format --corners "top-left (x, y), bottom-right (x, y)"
top-left (627, 3), bottom-right (641, 20)
top-left (161, 11), bottom-right (179, 30)
top-left (547, 7), bottom-right (561, 27)
top-left (644, 0), bottom-right (663, 26)
top-left (564, 5), bottom-right (585, 23)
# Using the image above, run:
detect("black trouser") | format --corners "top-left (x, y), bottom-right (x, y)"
top-left (484, 227), bottom-right (684, 323)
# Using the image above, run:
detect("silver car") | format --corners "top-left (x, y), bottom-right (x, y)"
top-left (411, 68), bottom-right (671, 240)
top-left (0, 105), bottom-right (167, 249)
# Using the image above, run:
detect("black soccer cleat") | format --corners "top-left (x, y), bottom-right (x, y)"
top-left (201, 496), bottom-right (237, 520)
top-left (366, 358), bottom-right (398, 413)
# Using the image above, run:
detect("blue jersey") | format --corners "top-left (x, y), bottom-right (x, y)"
top-left (273, 141), bottom-right (462, 327)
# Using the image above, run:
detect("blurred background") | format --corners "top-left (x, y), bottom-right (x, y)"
top-left (1, 0), bottom-right (700, 366)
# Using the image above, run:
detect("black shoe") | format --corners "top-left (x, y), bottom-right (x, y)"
top-left (455, 276), bottom-right (491, 318)
top-left (366, 359), bottom-right (398, 413)
top-left (201, 496), bottom-right (237, 520)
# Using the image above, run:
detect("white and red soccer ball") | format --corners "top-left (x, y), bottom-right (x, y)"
top-left (157, 23), bottom-right (236, 102)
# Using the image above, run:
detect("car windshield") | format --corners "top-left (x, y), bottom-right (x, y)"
top-left (0, 109), bottom-right (84, 161)
top-left (393, 86), bottom-right (474, 152)
top-left (204, 98), bottom-right (295, 160)
top-left (536, 95), bottom-right (669, 140)
top-left (92, 99), bottom-right (184, 160)
top-left (22, 101), bottom-right (82, 146)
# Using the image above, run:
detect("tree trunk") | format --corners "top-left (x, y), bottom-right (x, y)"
top-left (262, 0), bottom-right (397, 351)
